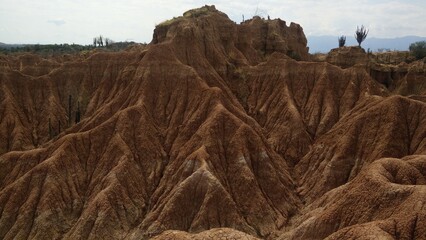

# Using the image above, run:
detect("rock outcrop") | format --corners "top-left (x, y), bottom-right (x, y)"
top-left (0, 5), bottom-right (425, 240)
top-left (325, 46), bottom-right (369, 69)
top-left (282, 155), bottom-right (426, 239)
top-left (325, 46), bottom-right (426, 96)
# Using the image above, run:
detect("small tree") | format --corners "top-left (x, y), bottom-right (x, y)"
top-left (105, 38), bottom-right (114, 48)
top-left (93, 35), bottom-right (112, 48)
top-left (409, 41), bottom-right (426, 60)
top-left (98, 35), bottom-right (104, 47)
top-left (338, 35), bottom-right (346, 47)
top-left (355, 25), bottom-right (368, 47)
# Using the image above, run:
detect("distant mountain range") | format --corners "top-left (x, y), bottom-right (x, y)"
top-left (307, 35), bottom-right (426, 53)
top-left (0, 42), bottom-right (25, 49)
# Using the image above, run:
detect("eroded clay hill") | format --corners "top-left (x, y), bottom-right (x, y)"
top-left (0, 5), bottom-right (425, 240)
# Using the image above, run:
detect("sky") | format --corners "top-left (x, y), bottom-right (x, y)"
top-left (0, 0), bottom-right (425, 45)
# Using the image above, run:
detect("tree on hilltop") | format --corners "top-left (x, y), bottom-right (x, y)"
top-left (105, 38), bottom-right (114, 47)
top-left (409, 41), bottom-right (426, 60)
top-left (338, 35), bottom-right (346, 47)
top-left (98, 35), bottom-right (104, 47)
top-left (93, 35), bottom-right (112, 48)
top-left (355, 25), bottom-right (368, 47)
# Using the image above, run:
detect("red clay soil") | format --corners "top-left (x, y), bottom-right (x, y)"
top-left (0, 5), bottom-right (425, 240)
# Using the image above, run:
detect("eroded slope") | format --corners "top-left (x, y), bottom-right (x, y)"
top-left (0, 5), bottom-right (426, 240)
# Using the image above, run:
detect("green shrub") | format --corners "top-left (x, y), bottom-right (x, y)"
top-left (287, 50), bottom-right (301, 61)
top-left (409, 41), bottom-right (426, 60)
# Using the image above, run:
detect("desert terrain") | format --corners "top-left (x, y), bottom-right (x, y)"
top-left (1, 5), bottom-right (426, 240)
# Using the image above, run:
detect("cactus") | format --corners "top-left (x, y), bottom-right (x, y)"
top-left (338, 35), bottom-right (346, 47)
top-left (355, 25), bottom-right (368, 47)
top-left (75, 101), bottom-right (81, 124)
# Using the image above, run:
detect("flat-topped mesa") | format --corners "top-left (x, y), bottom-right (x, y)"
top-left (151, 5), bottom-right (309, 62)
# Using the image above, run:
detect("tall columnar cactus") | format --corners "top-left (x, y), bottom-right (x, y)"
top-left (75, 101), bottom-right (81, 124)
top-left (338, 35), bottom-right (346, 47)
top-left (355, 25), bottom-right (368, 47)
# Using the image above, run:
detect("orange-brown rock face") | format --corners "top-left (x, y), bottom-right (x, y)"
top-left (283, 155), bottom-right (426, 240)
top-left (0, 5), bottom-right (425, 240)
top-left (326, 46), bottom-right (426, 96)
top-left (326, 46), bottom-right (369, 69)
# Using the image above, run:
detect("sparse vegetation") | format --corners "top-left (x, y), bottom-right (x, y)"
top-left (105, 38), bottom-right (113, 47)
top-left (355, 25), bottom-right (368, 47)
top-left (157, 17), bottom-right (181, 27)
top-left (157, 5), bottom-right (214, 27)
top-left (338, 36), bottom-right (346, 48)
top-left (93, 36), bottom-right (100, 47)
top-left (409, 41), bottom-right (426, 60)
top-left (93, 35), bottom-right (113, 48)
top-left (0, 43), bottom-right (93, 55)
top-left (287, 50), bottom-right (301, 61)
top-left (0, 41), bottom-right (139, 55)
top-left (183, 5), bottom-right (213, 18)
top-left (75, 101), bottom-right (81, 124)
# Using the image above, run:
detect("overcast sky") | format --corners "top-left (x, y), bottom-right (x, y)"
top-left (0, 0), bottom-right (425, 45)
